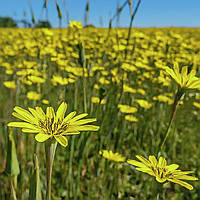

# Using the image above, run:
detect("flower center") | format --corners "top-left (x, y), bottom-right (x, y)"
top-left (38, 117), bottom-right (69, 135)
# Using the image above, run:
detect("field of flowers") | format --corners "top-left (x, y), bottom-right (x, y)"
top-left (0, 26), bottom-right (200, 199)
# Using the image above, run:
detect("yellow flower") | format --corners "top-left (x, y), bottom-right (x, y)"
top-left (91, 97), bottom-right (105, 104)
top-left (137, 89), bottom-right (146, 95)
top-left (99, 150), bottom-right (126, 162)
top-left (8, 102), bottom-right (99, 147)
top-left (3, 81), bottom-right (16, 89)
top-left (42, 99), bottom-right (49, 105)
top-left (98, 77), bottom-right (110, 85)
top-left (121, 63), bottom-right (136, 72)
top-left (28, 76), bottom-right (45, 84)
top-left (123, 84), bottom-right (136, 93)
top-left (118, 104), bottom-right (138, 114)
top-left (136, 99), bottom-right (152, 109)
top-left (127, 155), bottom-right (198, 190)
top-left (125, 115), bottom-right (138, 122)
top-left (193, 102), bottom-right (200, 109)
top-left (153, 95), bottom-right (173, 105)
top-left (27, 91), bottom-right (41, 101)
top-left (165, 63), bottom-right (200, 89)
top-left (113, 44), bottom-right (125, 51)
top-left (51, 75), bottom-right (68, 86)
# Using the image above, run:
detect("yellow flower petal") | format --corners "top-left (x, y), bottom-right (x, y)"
top-left (54, 135), bottom-right (68, 147)
top-left (35, 133), bottom-right (51, 142)
top-left (76, 125), bottom-right (99, 131)
top-left (156, 176), bottom-right (167, 183)
top-left (127, 159), bottom-right (147, 168)
top-left (181, 66), bottom-right (188, 85)
top-left (35, 107), bottom-right (46, 121)
top-left (149, 155), bottom-right (158, 167)
top-left (56, 102), bottom-right (67, 121)
top-left (68, 113), bottom-right (88, 123)
top-left (21, 128), bottom-right (40, 133)
top-left (8, 122), bottom-right (39, 130)
top-left (167, 178), bottom-right (194, 190)
top-left (28, 108), bottom-right (43, 121)
top-left (12, 112), bottom-right (34, 124)
top-left (46, 107), bottom-right (55, 119)
top-left (136, 167), bottom-right (155, 176)
top-left (174, 175), bottom-right (198, 181)
top-left (14, 106), bottom-right (36, 123)
top-left (166, 164), bottom-right (179, 171)
top-left (158, 157), bottom-right (167, 168)
top-left (62, 111), bottom-right (76, 123)
top-left (70, 118), bottom-right (96, 126)
top-left (136, 155), bottom-right (151, 166)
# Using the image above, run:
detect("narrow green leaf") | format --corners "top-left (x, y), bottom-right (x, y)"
top-left (5, 129), bottom-right (20, 176)
top-left (29, 154), bottom-right (42, 200)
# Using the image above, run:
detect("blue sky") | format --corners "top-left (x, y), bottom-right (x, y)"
top-left (1, 0), bottom-right (200, 28)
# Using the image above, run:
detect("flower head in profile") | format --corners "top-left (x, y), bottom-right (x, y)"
top-left (99, 150), bottom-right (126, 162)
top-left (127, 155), bottom-right (198, 190)
top-left (164, 63), bottom-right (200, 89)
top-left (8, 102), bottom-right (99, 147)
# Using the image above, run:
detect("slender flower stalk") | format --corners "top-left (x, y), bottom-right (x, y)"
top-left (45, 141), bottom-right (57, 200)
top-left (160, 87), bottom-right (184, 152)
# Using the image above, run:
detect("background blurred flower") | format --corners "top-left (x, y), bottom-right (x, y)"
top-left (27, 91), bottom-right (41, 101)
top-left (99, 150), bottom-right (126, 162)
top-left (3, 81), bottom-right (16, 89)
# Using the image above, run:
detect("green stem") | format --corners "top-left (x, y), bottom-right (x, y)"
top-left (160, 88), bottom-right (184, 153)
top-left (45, 141), bottom-right (57, 200)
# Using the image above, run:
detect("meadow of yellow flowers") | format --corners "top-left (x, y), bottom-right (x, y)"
top-left (1, 26), bottom-right (200, 199)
